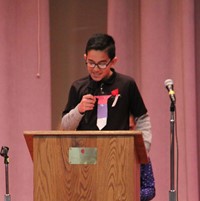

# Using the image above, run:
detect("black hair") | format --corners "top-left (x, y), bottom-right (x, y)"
top-left (85, 33), bottom-right (116, 60)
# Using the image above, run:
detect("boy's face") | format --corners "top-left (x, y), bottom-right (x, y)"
top-left (84, 50), bottom-right (117, 82)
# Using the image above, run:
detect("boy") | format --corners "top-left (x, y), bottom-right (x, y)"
top-left (61, 33), bottom-right (152, 152)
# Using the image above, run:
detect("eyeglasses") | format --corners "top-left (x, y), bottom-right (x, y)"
top-left (85, 59), bottom-right (112, 69)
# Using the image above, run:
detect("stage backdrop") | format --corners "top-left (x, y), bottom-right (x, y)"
top-left (107, 1), bottom-right (200, 201)
top-left (0, 1), bottom-right (51, 201)
top-left (0, 1), bottom-right (200, 201)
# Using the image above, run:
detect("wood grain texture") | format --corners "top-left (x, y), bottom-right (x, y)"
top-left (24, 131), bottom-right (145, 201)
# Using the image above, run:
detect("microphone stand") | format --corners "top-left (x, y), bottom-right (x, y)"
top-left (0, 147), bottom-right (11, 201)
top-left (169, 102), bottom-right (176, 201)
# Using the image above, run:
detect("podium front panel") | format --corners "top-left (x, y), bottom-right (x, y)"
top-left (33, 134), bottom-right (140, 201)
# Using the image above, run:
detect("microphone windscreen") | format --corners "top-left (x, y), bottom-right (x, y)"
top-left (164, 79), bottom-right (173, 87)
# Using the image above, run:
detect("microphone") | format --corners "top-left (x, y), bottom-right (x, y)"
top-left (87, 80), bottom-right (97, 95)
top-left (87, 86), bottom-right (95, 95)
top-left (0, 146), bottom-right (9, 157)
top-left (84, 81), bottom-right (97, 123)
top-left (164, 79), bottom-right (176, 103)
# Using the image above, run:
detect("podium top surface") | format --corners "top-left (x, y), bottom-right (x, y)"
top-left (24, 130), bottom-right (142, 136)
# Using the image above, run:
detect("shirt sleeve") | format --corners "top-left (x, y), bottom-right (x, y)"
top-left (61, 105), bottom-right (84, 130)
top-left (129, 79), bottom-right (147, 118)
top-left (135, 113), bottom-right (152, 152)
top-left (61, 83), bottom-right (84, 130)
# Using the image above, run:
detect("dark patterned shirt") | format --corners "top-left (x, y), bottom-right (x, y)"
top-left (140, 160), bottom-right (156, 201)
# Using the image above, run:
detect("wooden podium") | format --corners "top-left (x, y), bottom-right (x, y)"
top-left (24, 130), bottom-right (148, 201)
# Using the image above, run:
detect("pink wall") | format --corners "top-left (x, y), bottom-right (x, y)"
top-left (108, 0), bottom-right (199, 201)
top-left (0, 1), bottom-right (51, 201)
top-left (0, 1), bottom-right (199, 201)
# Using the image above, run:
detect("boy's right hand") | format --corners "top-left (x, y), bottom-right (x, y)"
top-left (78, 94), bottom-right (96, 114)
